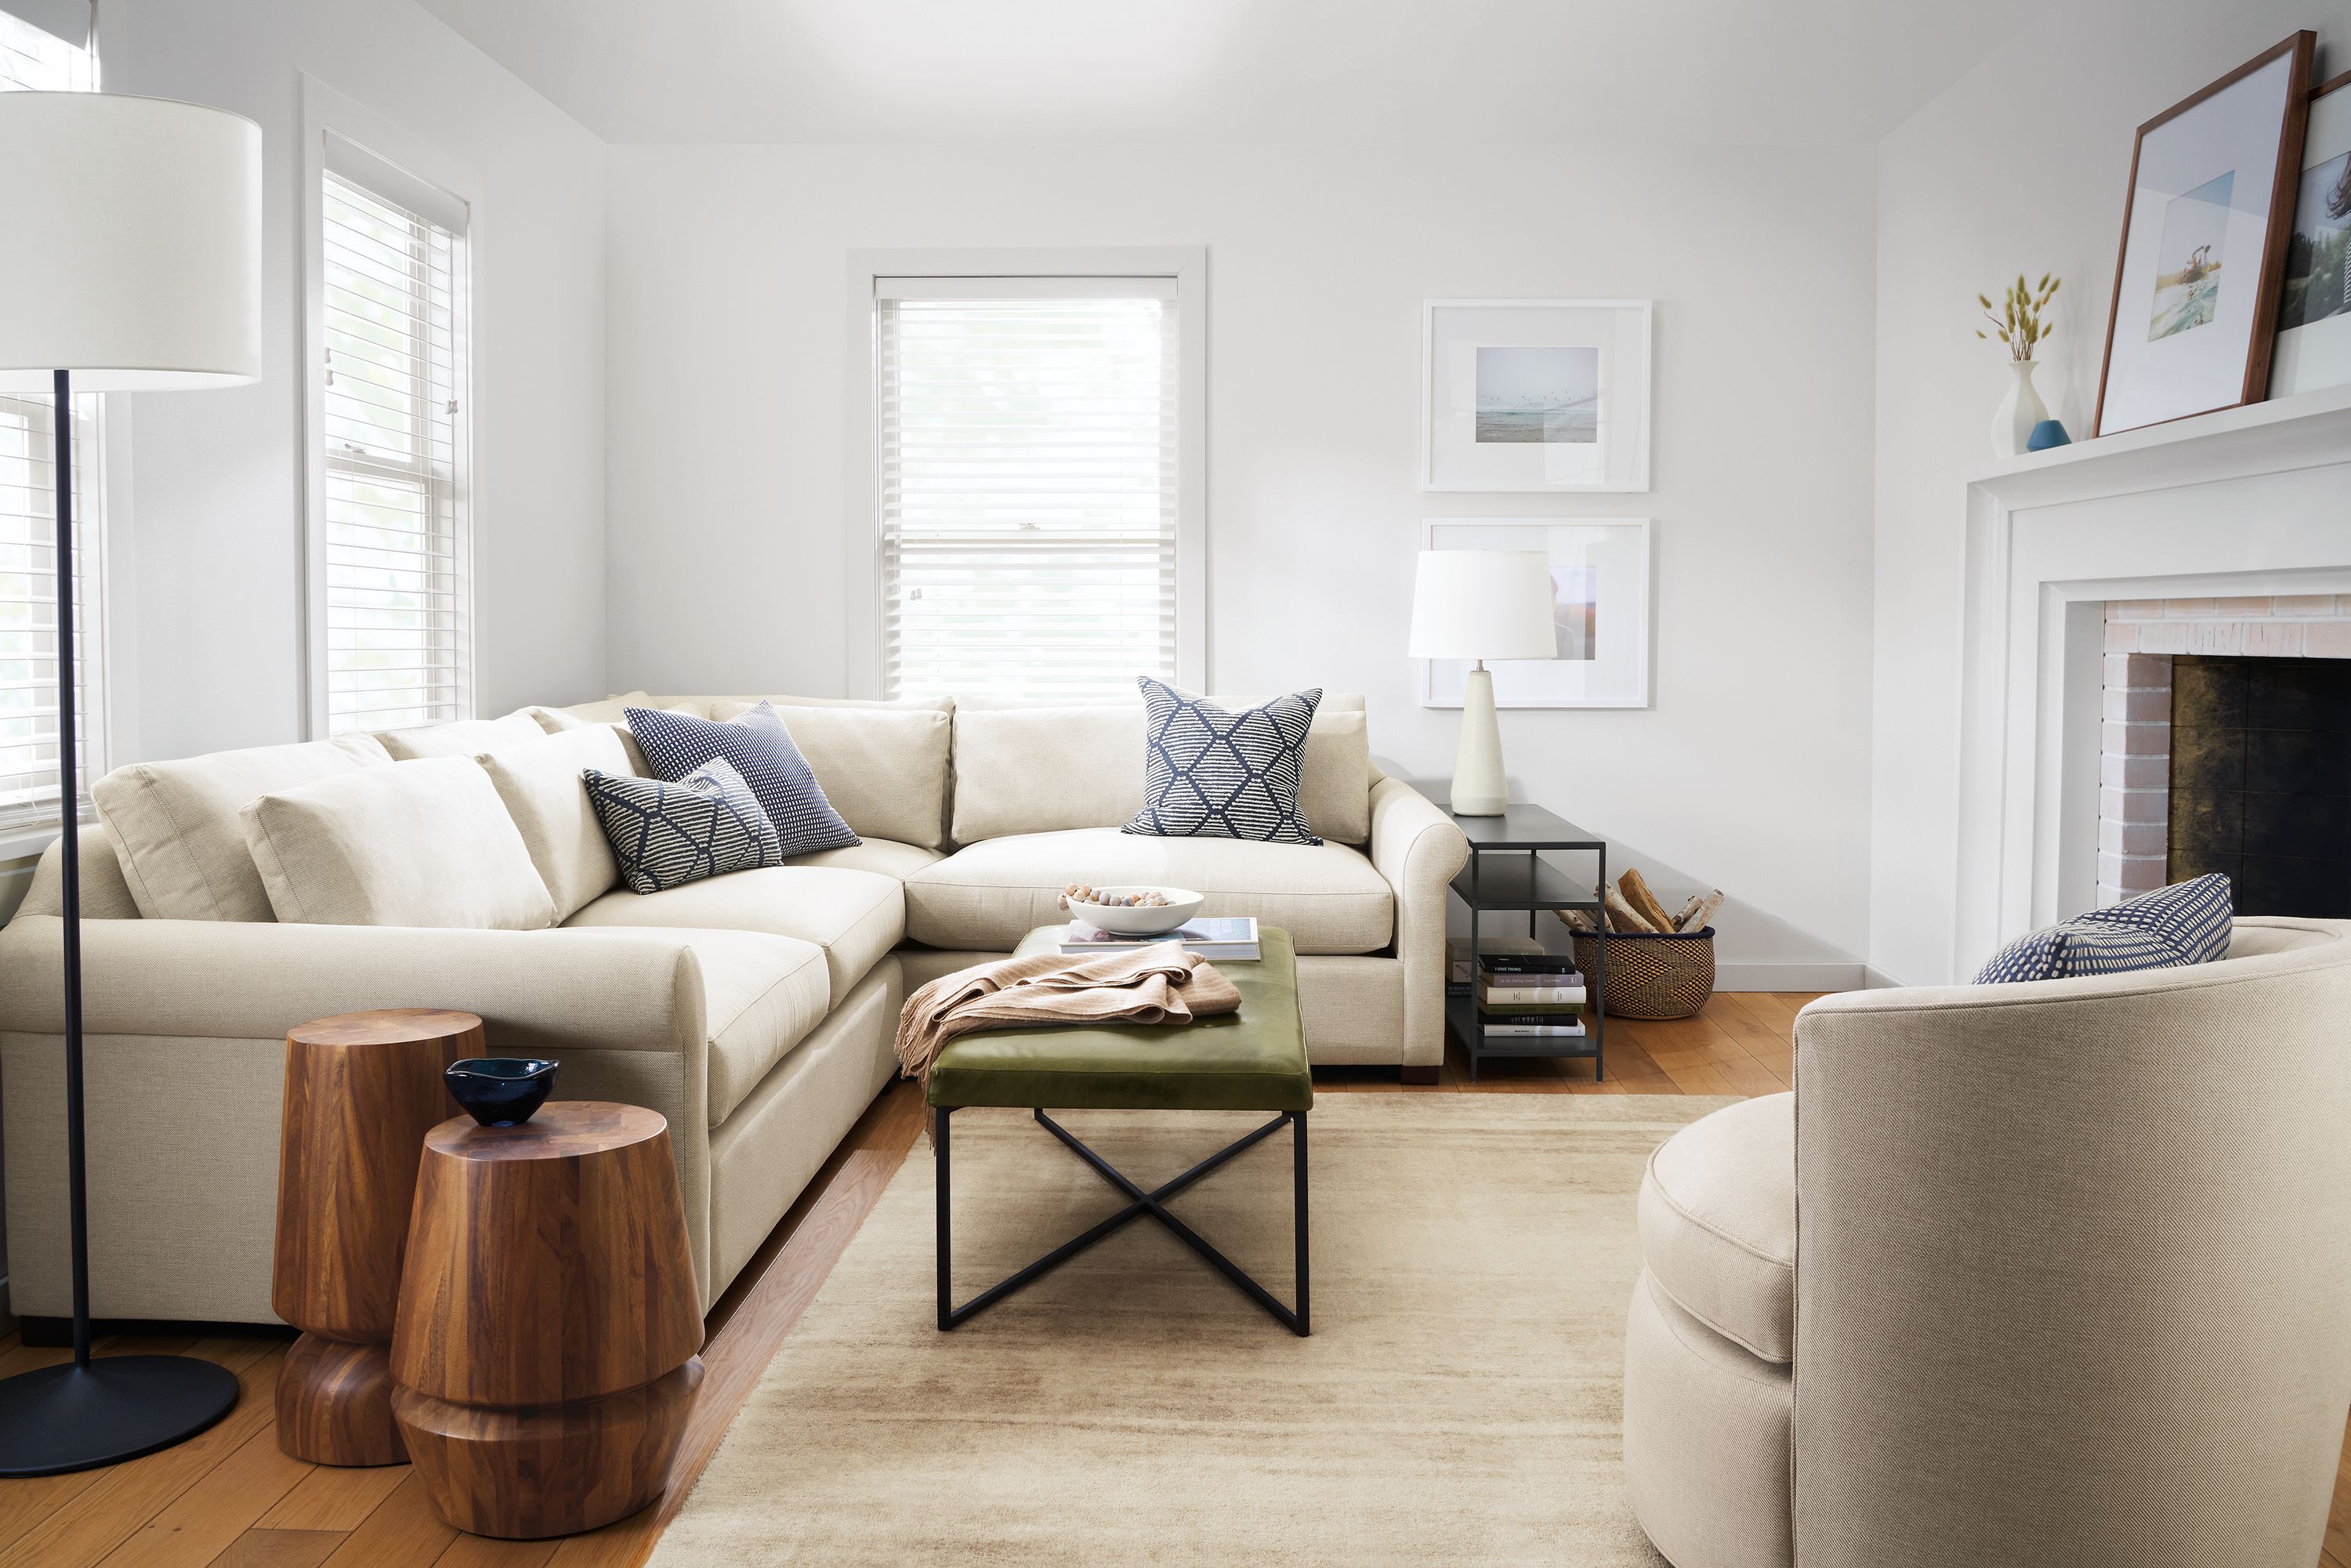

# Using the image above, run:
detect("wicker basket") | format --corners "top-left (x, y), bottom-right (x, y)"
top-left (1571, 927), bottom-right (1715, 1019)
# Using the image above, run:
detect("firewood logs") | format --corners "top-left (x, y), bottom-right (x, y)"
top-left (1560, 876), bottom-right (1724, 935)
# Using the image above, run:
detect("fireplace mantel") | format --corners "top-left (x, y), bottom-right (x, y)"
top-left (1950, 382), bottom-right (2351, 981)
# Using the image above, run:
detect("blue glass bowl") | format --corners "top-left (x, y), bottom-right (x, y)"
top-left (445, 1058), bottom-right (559, 1127)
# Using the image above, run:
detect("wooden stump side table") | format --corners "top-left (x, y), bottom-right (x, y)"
top-left (272, 1008), bottom-right (481, 1466)
top-left (389, 1102), bottom-right (705, 1540)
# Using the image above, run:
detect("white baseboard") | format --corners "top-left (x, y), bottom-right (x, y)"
top-left (1713, 960), bottom-right (1867, 993)
top-left (1862, 965), bottom-right (1914, 990)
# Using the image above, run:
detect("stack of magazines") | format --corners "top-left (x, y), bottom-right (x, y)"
top-left (1473, 953), bottom-right (1586, 1038)
top-left (1059, 916), bottom-right (1262, 961)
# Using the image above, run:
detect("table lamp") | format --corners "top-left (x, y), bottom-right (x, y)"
top-left (1407, 549), bottom-right (1557, 816)
top-left (0, 90), bottom-right (262, 1476)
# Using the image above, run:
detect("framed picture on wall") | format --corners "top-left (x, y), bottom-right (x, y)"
top-left (2269, 66), bottom-right (2351, 398)
top-left (2093, 31), bottom-right (2315, 436)
top-left (1422, 299), bottom-right (1651, 491)
top-left (1419, 518), bottom-right (1651, 708)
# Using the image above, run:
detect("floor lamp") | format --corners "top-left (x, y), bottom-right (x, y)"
top-left (0, 89), bottom-right (262, 1476)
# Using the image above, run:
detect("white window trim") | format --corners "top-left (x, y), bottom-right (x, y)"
top-left (845, 247), bottom-right (1209, 700)
top-left (297, 73), bottom-right (484, 740)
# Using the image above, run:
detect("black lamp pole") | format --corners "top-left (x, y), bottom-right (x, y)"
top-left (0, 371), bottom-right (241, 1476)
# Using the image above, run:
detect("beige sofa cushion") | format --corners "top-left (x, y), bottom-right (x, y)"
top-left (679, 927), bottom-right (834, 1125)
top-left (788, 838), bottom-right (944, 879)
top-left (904, 826), bottom-right (1393, 954)
top-left (374, 712), bottom-right (549, 760)
top-left (709, 702), bottom-right (951, 850)
top-left (1637, 1091), bottom-right (1795, 1363)
top-left (565, 865), bottom-right (905, 1007)
top-left (949, 694), bottom-right (1374, 846)
top-left (476, 725), bottom-right (636, 922)
top-left (93, 733), bottom-right (393, 922)
top-left (240, 757), bottom-right (558, 930)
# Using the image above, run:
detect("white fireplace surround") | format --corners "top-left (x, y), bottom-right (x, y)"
top-left (1953, 381), bottom-right (2351, 982)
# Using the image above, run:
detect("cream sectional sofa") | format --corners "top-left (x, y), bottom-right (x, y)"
top-left (0, 690), bottom-right (1468, 1327)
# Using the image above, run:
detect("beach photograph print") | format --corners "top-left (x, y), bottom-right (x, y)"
top-left (2280, 146), bottom-right (2351, 331)
top-left (2148, 170), bottom-right (2234, 340)
top-left (1552, 565), bottom-right (1597, 660)
top-left (1474, 346), bottom-right (1598, 444)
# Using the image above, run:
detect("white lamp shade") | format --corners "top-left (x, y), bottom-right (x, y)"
top-left (1407, 549), bottom-right (1559, 661)
top-left (0, 92), bottom-right (263, 392)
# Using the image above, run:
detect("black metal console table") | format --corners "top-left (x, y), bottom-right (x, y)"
top-left (1436, 801), bottom-right (1607, 1083)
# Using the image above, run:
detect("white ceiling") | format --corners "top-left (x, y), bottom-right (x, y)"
top-left (411, 0), bottom-right (2036, 146)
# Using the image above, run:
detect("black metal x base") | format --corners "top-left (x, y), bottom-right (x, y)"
top-left (934, 1106), bottom-right (1310, 1336)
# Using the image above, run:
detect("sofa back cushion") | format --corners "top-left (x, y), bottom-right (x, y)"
top-left (950, 693), bottom-right (1373, 846)
top-left (239, 756), bottom-right (556, 929)
top-left (93, 733), bottom-right (394, 922)
top-left (708, 701), bottom-right (951, 849)
top-left (374, 712), bottom-right (549, 760)
top-left (475, 725), bottom-right (636, 921)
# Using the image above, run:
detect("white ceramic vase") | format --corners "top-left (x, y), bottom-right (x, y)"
top-left (1991, 358), bottom-right (2050, 458)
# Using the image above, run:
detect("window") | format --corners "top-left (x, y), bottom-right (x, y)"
top-left (0, 6), bottom-right (102, 832)
top-left (314, 146), bottom-right (470, 735)
top-left (874, 274), bottom-right (1192, 702)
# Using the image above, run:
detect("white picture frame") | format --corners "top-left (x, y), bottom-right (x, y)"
top-left (1422, 299), bottom-right (1651, 492)
top-left (1419, 518), bottom-right (1652, 709)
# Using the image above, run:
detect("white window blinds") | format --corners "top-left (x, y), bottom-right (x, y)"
top-left (0, 9), bottom-right (100, 831)
top-left (876, 279), bottom-right (1179, 702)
top-left (319, 158), bottom-right (470, 735)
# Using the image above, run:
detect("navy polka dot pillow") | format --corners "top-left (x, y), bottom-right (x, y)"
top-left (625, 702), bottom-right (858, 860)
top-left (1972, 874), bottom-right (2233, 984)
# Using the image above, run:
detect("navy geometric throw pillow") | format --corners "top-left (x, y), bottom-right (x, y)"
top-left (581, 758), bottom-right (784, 894)
top-left (1122, 677), bottom-right (1323, 845)
top-left (626, 701), bottom-right (858, 860)
top-left (1972, 873), bottom-right (2233, 984)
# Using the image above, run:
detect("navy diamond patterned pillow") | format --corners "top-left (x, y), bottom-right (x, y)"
top-left (627, 701), bottom-right (857, 860)
top-left (1123, 677), bottom-right (1323, 845)
top-left (1972, 873), bottom-right (2233, 984)
top-left (582, 759), bottom-right (784, 894)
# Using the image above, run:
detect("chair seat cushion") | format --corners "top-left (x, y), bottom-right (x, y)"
top-left (904, 827), bottom-right (1393, 954)
top-left (926, 927), bottom-right (1309, 1112)
top-left (1637, 1092), bottom-right (1795, 1364)
top-left (564, 865), bottom-right (904, 1006)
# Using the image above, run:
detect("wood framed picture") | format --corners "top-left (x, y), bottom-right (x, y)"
top-left (2094, 31), bottom-right (2315, 436)
top-left (2270, 67), bottom-right (2351, 398)
top-left (1421, 300), bottom-right (1651, 491)
top-left (1419, 518), bottom-right (1651, 709)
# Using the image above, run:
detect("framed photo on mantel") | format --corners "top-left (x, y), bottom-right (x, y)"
top-left (2094, 31), bottom-right (2316, 436)
top-left (1422, 299), bottom-right (1652, 491)
top-left (2269, 66), bottom-right (2351, 398)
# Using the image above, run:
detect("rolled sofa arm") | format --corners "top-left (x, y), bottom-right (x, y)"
top-left (0, 914), bottom-right (708, 1053)
top-left (1367, 776), bottom-right (1470, 1070)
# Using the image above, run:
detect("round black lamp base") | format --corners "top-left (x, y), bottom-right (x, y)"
top-left (0, 1355), bottom-right (240, 1476)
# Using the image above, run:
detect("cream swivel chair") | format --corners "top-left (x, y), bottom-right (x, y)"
top-left (1623, 917), bottom-right (2351, 1568)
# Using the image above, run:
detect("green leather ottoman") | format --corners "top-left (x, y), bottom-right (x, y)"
top-left (928, 925), bottom-right (1312, 1335)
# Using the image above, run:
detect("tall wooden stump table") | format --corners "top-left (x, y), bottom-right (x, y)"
top-left (390, 1101), bottom-right (705, 1539)
top-left (273, 1008), bottom-right (481, 1465)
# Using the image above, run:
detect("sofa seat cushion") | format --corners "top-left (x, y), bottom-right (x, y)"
top-left (564, 866), bottom-right (904, 1006)
top-left (903, 827), bottom-right (1393, 955)
top-left (787, 838), bottom-right (943, 878)
top-left (654, 927), bottom-right (832, 1126)
top-left (1637, 1092), bottom-right (1795, 1364)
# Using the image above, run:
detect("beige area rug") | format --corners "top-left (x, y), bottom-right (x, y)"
top-left (654, 1094), bottom-right (1737, 1566)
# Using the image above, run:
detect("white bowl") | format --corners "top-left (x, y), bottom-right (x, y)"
top-left (1067, 885), bottom-right (1205, 936)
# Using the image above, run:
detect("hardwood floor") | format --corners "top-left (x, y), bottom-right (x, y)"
top-left (1, 990), bottom-right (2342, 1566)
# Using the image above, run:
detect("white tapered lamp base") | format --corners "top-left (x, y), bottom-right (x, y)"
top-left (1450, 664), bottom-right (1508, 816)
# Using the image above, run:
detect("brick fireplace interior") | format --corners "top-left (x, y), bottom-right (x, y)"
top-left (2099, 596), bottom-right (2351, 918)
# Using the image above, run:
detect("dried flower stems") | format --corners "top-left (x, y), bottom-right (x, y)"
top-left (1977, 272), bottom-right (2060, 362)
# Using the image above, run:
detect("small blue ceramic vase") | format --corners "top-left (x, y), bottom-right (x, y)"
top-left (446, 1058), bottom-right (559, 1127)
top-left (2026, 418), bottom-right (2071, 451)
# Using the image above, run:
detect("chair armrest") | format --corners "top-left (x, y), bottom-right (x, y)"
top-left (1367, 777), bottom-right (1470, 1067)
top-left (0, 915), bottom-right (709, 1055)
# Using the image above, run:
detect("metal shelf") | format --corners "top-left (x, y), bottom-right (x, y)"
top-left (1448, 856), bottom-right (1599, 912)
top-left (1444, 994), bottom-right (1599, 1060)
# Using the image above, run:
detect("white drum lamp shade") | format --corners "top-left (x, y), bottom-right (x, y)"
top-left (0, 91), bottom-right (263, 389)
top-left (1408, 549), bottom-right (1556, 816)
top-left (0, 89), bottom-right (260, 1478)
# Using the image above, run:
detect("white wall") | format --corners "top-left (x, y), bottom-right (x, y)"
top-left (98, 0), bottom-right (609, 763)
top-left (1871, 0), bottom-right (2351, 983)
top-left (606, 142), bottom-right (1879, 983)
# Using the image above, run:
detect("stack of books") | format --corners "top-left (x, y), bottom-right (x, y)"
top-left (1473, 953), bottom-right (1586, 1039)
top-left (1059, 916), bottom-right (1262, 961)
